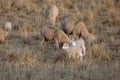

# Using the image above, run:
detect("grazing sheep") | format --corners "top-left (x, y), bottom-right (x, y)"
top-left (62, 38), bottom-right (86, 61)
top-left (46, 4), bottom-right (58, 26)
top-left (0, 21), bottom-right (12, 42)
top-left (60, 16), bottom-right (95, 42)
top-left (3, 21), bottom-right (12, 31)
top-left (59, 16), bottom-right (76, 35)
top-left (72, 21), bottom-right (95, 42)
top-left (40, 25), bottom-right (71, 48)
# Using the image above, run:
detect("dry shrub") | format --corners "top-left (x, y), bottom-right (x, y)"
top-left (35, 15), bottom-right (41, 27)
top-left (58, 0), bottom-right (77, 16)
top-left (5, 49), bottom-right (37, 64)
top-left (109, 35), bottom-right (120, 46)
top-left (84, 10), bottom-right (95, 27)
top-left (59, 3), bottom-right (68, 16)
top-left (20, 31), bottom-right (38, 44)
top-left (13, 0), bottom-right (37, 13)
top-left (5, 53), bottom-right (16, 62)
top-left (107, 27), bottom-right (119, 36)
top-left (20, 22), bottom-right (35, 32)
top-left (34, 15), bottom-right (47, 29)
top-left (112, 17), bottom-right (120, 27)
top-left (13, 0), bottom-right (23, 8)
top-left (63, 0), bottom-right (73, 9)
top-left (87, 42), bottom-right (111, 62)
top-left (0, 0), bottom-right (13, 12)
top-left (104, 7), bottom-right (120, 27)
top-left (18, 52), bottom-right (37, 64)
top-left (103, 0), bottom-right (114, 10)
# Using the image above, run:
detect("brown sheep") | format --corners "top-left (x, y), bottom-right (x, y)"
top-left (0, 28), bottom-right (9, 42)
top-left (39, 25), bottom-right (71, 48)
top-left (45, 4), bottom-right (58, 26)
top-left (0, 21), bottom-right (12, 43)
top-left (60, 16), bottom-right (95, 42)
top-left (60, 16), bottom-right (76, 35)
top-left (72, 21), bottom-right (95, 42)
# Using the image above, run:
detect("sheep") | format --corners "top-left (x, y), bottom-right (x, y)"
top-left (62, 38), bottom-right (86, 61)
top-left (59, 16), bottom-right (76, 35)
top-left (72, 21), bottom-right (95, 42)
top-left (39, 25), bottom-right (71, 48)
top-left (60, 16), bottom-right (95, 42)
top-left (0, 21), bottom-right (12, 42)
top-left (3, 21), bottom-right (12, 31)
top-left (45, 4), bottom-right (58, 26)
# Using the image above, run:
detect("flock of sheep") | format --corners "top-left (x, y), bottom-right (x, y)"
top-left (0, 4), bottom-right (95, 62)
top-left (40, 4), bottom-right (95, 61)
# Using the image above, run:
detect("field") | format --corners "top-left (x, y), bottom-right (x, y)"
top-left (0, 0), bottom-right (120, 80)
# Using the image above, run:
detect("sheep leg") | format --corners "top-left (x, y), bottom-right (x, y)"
top-left (82, 46), bottom-right (86, 56)
top-left (80, 55), bottom-right (83, 62)
top-left (68, 53), bottom-right (73, 58)
top-left (72, 53), bottom-right (76, 58)
top-left (78, 51), bottom-right (83, 62)
top-left (41, 37), bottom-right (45, 45)
top-left (54, 39), bottom-right (59, 49)
top-left (68, 53), bottom-right (72, 58)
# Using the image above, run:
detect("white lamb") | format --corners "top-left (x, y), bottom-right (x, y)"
top-left (62, 38), bottom-right (86, 61)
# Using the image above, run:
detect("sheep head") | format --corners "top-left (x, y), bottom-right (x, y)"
top-left (3, 21), bottom-right (12, 32)
top-left (62, 43), bottom-right (69, 49)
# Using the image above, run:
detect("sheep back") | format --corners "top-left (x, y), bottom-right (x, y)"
top-left (60, 16), bottom-right (76, 34)
top-left (54, 29), bottom-right (71, 48)
top-left (40, 25), bottom-right (55, 40)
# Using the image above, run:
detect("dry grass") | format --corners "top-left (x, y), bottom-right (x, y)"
top-left (0, 0), bottom-right (120, 80)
